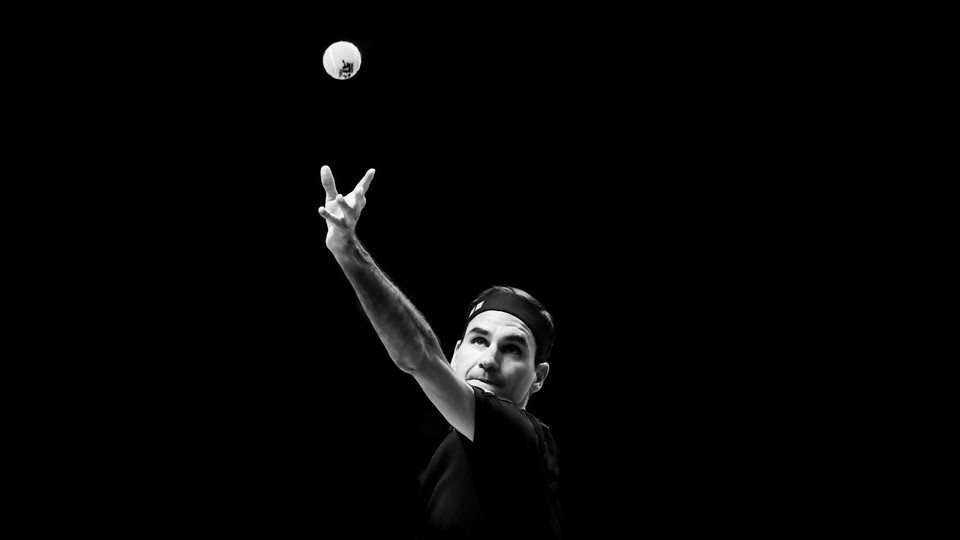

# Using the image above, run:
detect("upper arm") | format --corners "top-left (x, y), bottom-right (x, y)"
top-left (410, 355), bottom-right (476, 441)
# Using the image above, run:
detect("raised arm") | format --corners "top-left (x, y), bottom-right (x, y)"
top-left (318, 166), bottom-right (476, 439)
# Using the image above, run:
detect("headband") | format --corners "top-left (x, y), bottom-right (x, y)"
top-left (464, 292), bottom-right (551, 360)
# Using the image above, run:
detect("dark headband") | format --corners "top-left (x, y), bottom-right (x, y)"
top-left (464, 292), bottom-right (551, 361)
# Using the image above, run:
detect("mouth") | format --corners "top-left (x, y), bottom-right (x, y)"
top-left (469, 378), bottom-right (501, 388)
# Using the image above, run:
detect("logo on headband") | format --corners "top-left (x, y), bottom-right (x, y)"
top-left (469, 301), bottom-right (484, 318)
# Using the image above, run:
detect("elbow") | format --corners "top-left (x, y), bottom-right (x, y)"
top-left (392, 347), bottom-right (425, 373)
top-left (395, 357), bottom-right (420, 374)
top-left (394, 347), bottom-right (443, 374)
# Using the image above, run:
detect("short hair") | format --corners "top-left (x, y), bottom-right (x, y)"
top-left (465, 285), bottom-right (555, 364)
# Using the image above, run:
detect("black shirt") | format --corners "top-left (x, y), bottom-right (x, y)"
top-left (416, 386), bottom-right (562, 539)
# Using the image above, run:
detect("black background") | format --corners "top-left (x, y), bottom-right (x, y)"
top-left (60, 8), bottom-right (811, 538)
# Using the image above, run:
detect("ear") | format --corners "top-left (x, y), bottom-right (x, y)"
top-left (530, 362), bottom-right (550, 394)
top-left (451, 339), bottom-right (462, 368)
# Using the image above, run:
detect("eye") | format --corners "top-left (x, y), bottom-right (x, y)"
top-left (504, 345), bottom-right (522, 355)
top-left (471, 337), bottom-right (488, 346)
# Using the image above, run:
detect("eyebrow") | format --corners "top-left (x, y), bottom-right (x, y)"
top-left (467, 327), bottom-right (529, 348)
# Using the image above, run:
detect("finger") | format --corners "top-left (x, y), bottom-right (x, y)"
top-left (335, 194), bottom-right (358, 220)
top-left (320, 165), bottom-right (339, 203)
top-left (352, 168), bottom-right (375, 196)
top-left (318, 206), bottom-right (347, 228)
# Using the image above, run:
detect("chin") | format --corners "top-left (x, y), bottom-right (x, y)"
top-left (468, 380), bottom-right (502, 393)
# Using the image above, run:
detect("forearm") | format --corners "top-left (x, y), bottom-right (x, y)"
top-left (331, 238), bottom-right (445, 373)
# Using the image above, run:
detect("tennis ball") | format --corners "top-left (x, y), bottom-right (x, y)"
top-left (323, 41), bottom-right (362, 80)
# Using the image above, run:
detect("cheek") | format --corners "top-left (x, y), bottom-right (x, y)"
top-left (523, 365), bottom-right (538, 385)
top-left (453, 352), bottom-right (473, 374)
top-left (506, 363), bottom-right (534, 384)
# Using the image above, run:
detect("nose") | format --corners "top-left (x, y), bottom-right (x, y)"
top-left (478, 351), bottom-right (500, 371)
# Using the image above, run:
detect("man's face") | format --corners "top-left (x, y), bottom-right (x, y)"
top-left (451, 310), bottom-right (546, 408)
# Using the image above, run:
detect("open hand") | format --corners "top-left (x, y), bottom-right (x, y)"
top-left (318, 165), bottom-right (375, 252)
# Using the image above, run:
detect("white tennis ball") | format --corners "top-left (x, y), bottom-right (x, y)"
top-left (323, 41), bottom-right (362, 80)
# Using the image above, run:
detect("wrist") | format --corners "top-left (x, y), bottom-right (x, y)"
top-left (328, 235), bottom-right (358, 260)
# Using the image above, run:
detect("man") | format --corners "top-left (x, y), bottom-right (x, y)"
top-left (318, 165), bottom-right (562, 539)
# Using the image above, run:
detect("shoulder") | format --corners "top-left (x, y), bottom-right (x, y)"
top-left (471, 387), bottom-right (542, 452)
top-left (473, 385), bottom-right (519, 406)
top-left (472, 386), bottom-right (527, 421)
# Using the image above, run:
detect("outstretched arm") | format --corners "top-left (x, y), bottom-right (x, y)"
top-left (318, 166), bottom-right (476, 438)
top-left (318, 165), bottom-right (438, 371)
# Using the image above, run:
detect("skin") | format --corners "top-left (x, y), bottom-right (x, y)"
top-left (452, 310), bottom-right (550, 410)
